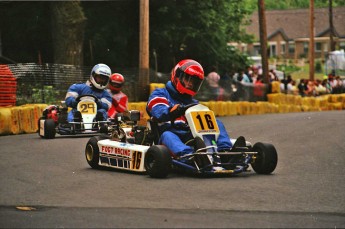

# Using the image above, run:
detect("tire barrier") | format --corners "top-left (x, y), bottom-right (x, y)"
top-left (1, 93), bottom-right (345, 136)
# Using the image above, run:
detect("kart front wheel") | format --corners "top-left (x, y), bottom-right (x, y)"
top-left (251, 142), bottom-right (278, 174)
top-left (85, 136), bottom-right (101, 169)
top-left (39, 118), bottom-right (56, 139)
top-left (144, 145), bottom-right (172, 178)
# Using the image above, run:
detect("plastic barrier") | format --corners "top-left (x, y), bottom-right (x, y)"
top-left (226, 101), bottom-right (238, 116)
top-left (0, 65), bottom-right (17, 107)
top-left (19, 106), bottom-right (36, 133)
top-left (271, 81), bottom-right (281, 93)
top-left (2, 92), bottom-right (345, 136)
top-left (9, 107), bottom-right (21, 135)
top-left (149, 83), bottom-right (165, 94)
top-left (21, 104), bottom-right (47, 132)
top-left (0, 107), bottom-right (11, 135)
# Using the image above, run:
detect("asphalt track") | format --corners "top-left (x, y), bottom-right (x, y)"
top-left (0, 110), bottom-right (344, 228)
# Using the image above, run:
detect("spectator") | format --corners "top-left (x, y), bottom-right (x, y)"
top-left (206, 70), bottom-right (226, 101)
top-left (297, 79), bottom-right (308, 97)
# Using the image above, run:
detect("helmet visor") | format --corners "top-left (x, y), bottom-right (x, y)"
top-left (109, 81), bottom-right (122, 88)
top-left (179, 72), bottom-right (203, 93)
top-left (94, 74), bottom-right (109, 87)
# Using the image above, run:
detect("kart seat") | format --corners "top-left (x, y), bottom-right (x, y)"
top-left (147, 118), bottom-right (160, 145)
top-left (230, 136), bottom-right (247, 151)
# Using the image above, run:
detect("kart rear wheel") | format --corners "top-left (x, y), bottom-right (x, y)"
top-left (42, 119), bottom-right (56, 139)
top-left (251, 142), bottom-right (278, 174)
top-left (144, 145), bottom-right (172, 178)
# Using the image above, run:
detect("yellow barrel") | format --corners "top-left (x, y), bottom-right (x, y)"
top-left (226, 101), bottom-right (237, 116)
top-left (10, 107), bottom-right (22, 134)
top-left (0, 108), bottom-right (11, 135)
top-left (271, 81), bottom-right (281, 93)
top-left (19, 106), bottom-right (36, 133)
top-left (149, 83), bottom-right (165, 94)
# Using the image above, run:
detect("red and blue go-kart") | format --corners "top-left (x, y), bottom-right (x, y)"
top-left (38, 94), bottom-right (111, 139)
top-left (85, 103), bottom-right (278, 178)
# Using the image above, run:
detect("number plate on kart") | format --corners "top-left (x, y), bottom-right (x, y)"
top-left (78, 101), bottom-right (96, 114)
top-left (190, 111), bottom-right (219, 133)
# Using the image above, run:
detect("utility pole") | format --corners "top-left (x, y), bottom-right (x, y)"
top-left (329, 0), bottom-right (336, 51)
top-left (309, 0), bottom-right (315, 81)
top-left (258, 0), bottom-right (269, 83)
top-left (138, 0), bottom-right (149, 102)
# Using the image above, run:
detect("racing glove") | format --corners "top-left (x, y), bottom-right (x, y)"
top-left (169, 104), bottom-right (185, 120)
top-left (96, 100), bottom-right (103, 109)
top-left (112, 99), bottom-right (118, 107)
top-left (70, 99), bottom-right (78, 108)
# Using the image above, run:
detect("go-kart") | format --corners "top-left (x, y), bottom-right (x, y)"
top-left (38, 94), bottom-right (111, 139)
top-left (85, 103), bottom-right (278, 178)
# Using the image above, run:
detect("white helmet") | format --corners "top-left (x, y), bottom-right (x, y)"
top-left (90, 64), bottom-right (111, 90)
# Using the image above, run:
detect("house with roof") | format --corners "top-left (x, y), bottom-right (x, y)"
top-left (230, 6), bottom-right (345, 62)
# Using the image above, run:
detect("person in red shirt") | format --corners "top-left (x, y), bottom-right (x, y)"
top-left (107, 73), bottom-right (128, 119)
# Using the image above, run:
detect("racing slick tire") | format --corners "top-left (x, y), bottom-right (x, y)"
top-left (39, 118), bottom-right (56, 139)
top-left (85, 136), bottom-right (108, 169)
top-left (251, 142), bottom-right (278, 174)
top-left (144, 145), bottom-right (172, 178)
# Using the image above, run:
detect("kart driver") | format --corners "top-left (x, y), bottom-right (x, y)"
top-left (107, 73), bottom-right (128, 119)
top-left (65, 63), bottom-right (112, 123)
top-left (146, 59), bottom-right (232, 157)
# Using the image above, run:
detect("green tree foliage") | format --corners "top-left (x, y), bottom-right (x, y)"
top-left (81, 1), bottom-right (139, 68)
top-left (149, 0), bottom-right (253, 74)
top-left (246, 0), bottom-right (345, 10)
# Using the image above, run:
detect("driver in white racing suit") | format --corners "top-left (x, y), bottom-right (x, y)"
top-left (65, 63), bottom-right (112, 122)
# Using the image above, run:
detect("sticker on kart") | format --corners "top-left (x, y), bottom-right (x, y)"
top-left (78, 101), bottom-right (97, 115)
top-left (190, 110), bottom-right (219, 134)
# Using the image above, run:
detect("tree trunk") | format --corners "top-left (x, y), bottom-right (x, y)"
top-left (258, 0), bottom-right (269, 84)
top-left (138, 0), bottom-right (150, 102)
top-left (50, 1), bottom-right (86, 66)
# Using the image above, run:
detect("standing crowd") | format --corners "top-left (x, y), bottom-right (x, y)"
top-left (198, 65), bottom-right (345, 102)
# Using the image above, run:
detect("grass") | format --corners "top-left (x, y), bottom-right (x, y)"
top-left (277, 63), bottom-right (327, 81)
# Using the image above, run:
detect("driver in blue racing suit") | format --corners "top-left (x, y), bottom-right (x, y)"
top-left (146, 59), bottom-right (232, 158)
top-left (65, 63), bottom-right (112, 122)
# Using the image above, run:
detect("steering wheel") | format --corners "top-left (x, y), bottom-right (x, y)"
top-left (170, 103), bottom-right (198, 130)
top-left (75, 94), bottom-right (99, 103)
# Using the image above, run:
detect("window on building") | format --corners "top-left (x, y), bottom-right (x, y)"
top-left (269, 43), bottom-right (277, 57)
top-left (288, 42), bottom-right (295, 54)
top-left (253, 45), bottom-right (261, 56)
top-left (281, 43), bottom-right (286, 54)
top-left (303, 42), bottom-right (309, 54)
top-left (315, 42), bottom-right (322, 52)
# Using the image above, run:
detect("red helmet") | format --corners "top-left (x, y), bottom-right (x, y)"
top-left (109, 73), bottom-right (125, 92)
top-left (171, 59), bottom-right (204, 96)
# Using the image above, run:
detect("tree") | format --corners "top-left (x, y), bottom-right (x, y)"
top-left (50, 1), bottom-right (86, 65)
top-left (149, 0), bottom-right (254, 74)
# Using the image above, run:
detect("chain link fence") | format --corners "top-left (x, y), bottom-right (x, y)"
top-left (8, 63), bottom-right (268, 106)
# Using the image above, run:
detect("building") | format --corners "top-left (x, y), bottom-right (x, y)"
top-left (230, 6), bottom-right (345, 62)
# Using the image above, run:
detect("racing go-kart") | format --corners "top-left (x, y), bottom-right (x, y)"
top-left (85, 103), bottom-right (278, 178)
top-left (38, 95), bottom-right (110, 139)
